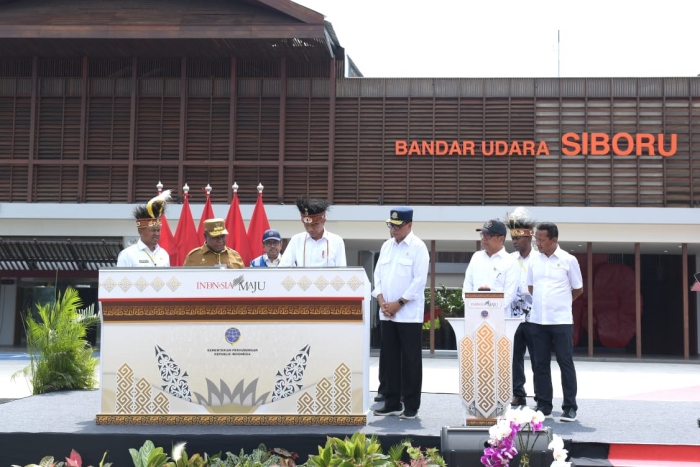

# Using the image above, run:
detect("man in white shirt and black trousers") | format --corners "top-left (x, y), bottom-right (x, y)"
top-left (504, 207), bottom-right (538, 409)
top-left (372, 207), bottom-right (430, 420)
top-left (527, 221), bottom-right (583, 423)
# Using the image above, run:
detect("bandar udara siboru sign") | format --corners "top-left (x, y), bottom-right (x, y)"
top-left (395, 132), bottom-right (678, 157)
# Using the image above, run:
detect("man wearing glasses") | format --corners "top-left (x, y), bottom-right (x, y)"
top-left (462, 219), bottom-right (519, 310)
top-left (372, 207), bottom-right (430, 420)
top-left (250, 229), bottom-right (284, 267)
top-left (183, 218), bottom-right (244, 268)
top-left (278, 197), bottom-right (346, 268)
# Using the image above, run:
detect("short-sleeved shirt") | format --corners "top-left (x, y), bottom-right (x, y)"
top-left (278, 230), bottom-right (346, 267)
top-left (116, 240), bottom-right (170, 267)
top-left (462, 247), bottom-right (520, 310)
top-left (183, 245), bottom-right (244, 269)
top-left (526, 245), bottom-right (583, 325)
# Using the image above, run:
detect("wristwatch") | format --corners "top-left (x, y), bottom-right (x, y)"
top-left (398, 298), bottom-right (406, 307)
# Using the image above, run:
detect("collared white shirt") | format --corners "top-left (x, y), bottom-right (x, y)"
top-left (116, 240), bottom-right (170, 267)
top-left (510, 250), bottom-right (534, 320)
top-left (372, 231), bottom-right (430, 323)
top-left (526, 245), bottom-right (583, 325)
top-left (462, 247), bottom-right (519, 310)
top-left (278, 230), bottom-right (346, 267)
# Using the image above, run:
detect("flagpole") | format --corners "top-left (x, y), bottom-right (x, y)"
top-left (558, 30), bottom-right (561, 78)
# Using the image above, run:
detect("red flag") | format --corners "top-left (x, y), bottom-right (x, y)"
top-left (225, 185), bottom-right (253, 266)
top-left (197, 185), bottom-right (216, 238)
top-left (156, 184), bottom-right (178, 266)
top-left (173, 187), bottom-right (200, 266)
top-left (247, 185), bottom-right (271, 260)
top-left (158, 213), bottom-right (178, 266)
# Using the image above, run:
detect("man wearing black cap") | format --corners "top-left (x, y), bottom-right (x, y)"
top-left (183, 218), bottom-right (244, 269)
top-left (278, 198), bottom-right (346, 268)
top-left (462, 219), bottom-right (519, 309)
top-left (250, 229), bottom-right (284, 267)
top-left (372, 207), bottom-right (430, 420)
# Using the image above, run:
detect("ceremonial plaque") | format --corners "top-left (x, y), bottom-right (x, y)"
top-left (96, 267), bottom-right (371, 426)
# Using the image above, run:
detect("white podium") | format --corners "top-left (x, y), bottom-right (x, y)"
top-left (96, 267), bottom-right (371, 426)
top-left (458, 291), bottom-right (520, 425)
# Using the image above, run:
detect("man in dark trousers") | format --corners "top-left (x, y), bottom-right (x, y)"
top-left (504, 207), bottom-right (538, 407)
top-left (527, 222), bottom-right (583, 422)
top-left (371, 207), bottom-right (430, 420)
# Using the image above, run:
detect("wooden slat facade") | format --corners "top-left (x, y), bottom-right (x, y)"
top-left (0, 0), bottom-right (698, 207)
top-left (2, 59), bottom-right (699, 207)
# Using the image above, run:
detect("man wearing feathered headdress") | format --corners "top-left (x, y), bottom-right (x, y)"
top-left (117, 190), bottom-right (172, 267)
top-left (278, 197), bottom-right (346, 268)
top-left (504, 207), bottom-right (538, 408)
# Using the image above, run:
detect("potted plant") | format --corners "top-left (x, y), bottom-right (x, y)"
top-left (424, 285), bottom-right (464, 349)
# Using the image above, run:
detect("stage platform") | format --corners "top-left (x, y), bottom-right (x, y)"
top-left (2, 353), bottom-right (700, 466)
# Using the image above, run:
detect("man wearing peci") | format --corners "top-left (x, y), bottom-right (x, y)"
top-left (372, 207), bottom-right (430, 420)
top-left (183, 218), bottom-right (244, 269)
top-left (117, 190), bottom-right (172, 268)
top-left (278, 198), bottom-right (346, 268)
top-left (527, 221), bottom-right (583, 422)
top-left (250, 229), bottom-right (284, 267)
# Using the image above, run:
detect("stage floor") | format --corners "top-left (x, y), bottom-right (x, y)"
top-left (2, 355), bottom-right (699, 446)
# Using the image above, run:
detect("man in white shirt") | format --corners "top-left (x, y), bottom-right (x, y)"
top-left (250, 229), bottom-right (283, 267)
top-left (527, 222), bottom-right (583, 423)
top-left (504, 208), bottom-right (538, 408)
top-left (462, 219), bottom-right (519, 309)
top-left (116, 191), bottom-right (171, 267)
top-left (372, 207), bottom-right (430, 420)
top-left (278, 198), bottom-right (346, 268)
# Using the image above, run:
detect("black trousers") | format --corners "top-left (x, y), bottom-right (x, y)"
top-left (377, 320), bottom-right (387, 395)
top-left (512, 321), bottom-right (537, 399)
top-left (379, 320), bottom-right (423, 412)
top-left (530, 323), bottom-right (578, 412)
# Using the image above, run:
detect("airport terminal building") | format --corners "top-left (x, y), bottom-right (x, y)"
top-left (0, 0), bottom-right (699, 357)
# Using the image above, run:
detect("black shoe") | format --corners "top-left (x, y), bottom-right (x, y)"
top-left (373, 406), bottom-right (403, 416)
top-left (560, 408), bottom-right (577, 422)
top-left (511, 396), bottom-right (527, 407)
top-left (374, 394), bottom-right (385, 402)
top-left (399, 409), bottom-right (418, 419)
top-left (535, 406), bottom-right (553, 419)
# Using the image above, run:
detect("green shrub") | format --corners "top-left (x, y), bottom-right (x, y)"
top-left (13, 286), bottom-right (99, 394)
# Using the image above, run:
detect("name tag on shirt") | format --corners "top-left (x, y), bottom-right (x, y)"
top-left (139, 260), bottom-right (149, 263)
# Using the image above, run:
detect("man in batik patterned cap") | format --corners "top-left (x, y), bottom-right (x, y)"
top-left (278, 197), bottom-right (346, 268)
top-left (117, 190), bottom-right (171, 267)
top-left (505, 207), bottom-right (538, 408)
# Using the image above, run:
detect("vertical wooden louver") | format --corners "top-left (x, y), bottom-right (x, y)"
top-left (0, 59), bottom-right (699, 207)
